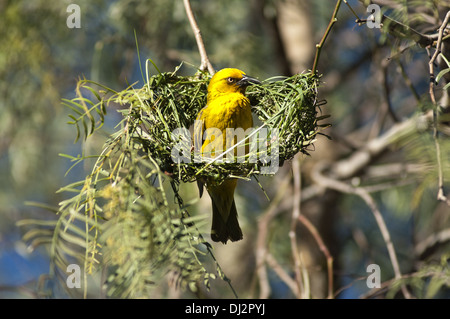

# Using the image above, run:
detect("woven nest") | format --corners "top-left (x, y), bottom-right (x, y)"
top-left (125, 67), bottom-right (326, 184)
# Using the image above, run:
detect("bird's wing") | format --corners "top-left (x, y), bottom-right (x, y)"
top-left (194, 107), bottom-right (207, 198)
top-left (193, 107), bottom-right (206, 151)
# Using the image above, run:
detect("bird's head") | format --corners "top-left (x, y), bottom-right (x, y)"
top-left (207, 68), bottom-right (260, 100)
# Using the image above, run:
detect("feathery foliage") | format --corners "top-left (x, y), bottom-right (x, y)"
top-left (21, 61), bottom-right (324, 297)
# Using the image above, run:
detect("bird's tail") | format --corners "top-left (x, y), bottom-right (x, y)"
top-left (211, 199), bottom-right (243, 244)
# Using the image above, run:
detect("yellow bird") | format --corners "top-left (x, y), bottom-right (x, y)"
top-left (194, 68), bottom-right (260, 244)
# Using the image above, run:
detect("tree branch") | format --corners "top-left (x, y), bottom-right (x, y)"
top-left (428, 11), bottom-right (450, 206)
top-left (381, 15), bottom-right (435, 48)
top-left (415, 228), bottom-right (450, 258)
top-left (265, 253), bottom-right (299, 296)
top-left (290, 155), bottom-right (306, 298)
top-left (312, 0), bottom-right (342, 74)
top-left (183, 0), bottom-right (215, 75)
top-left (311, 162), bottom-right (412, 299)
top-left (256, 170), bottom-right (292, 299)
top-left (331, 111), bottom-right (433, 179)
top-left (297, 213), bottom-right (334, 299)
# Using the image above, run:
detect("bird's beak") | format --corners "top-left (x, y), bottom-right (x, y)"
top-left (236, 75), bottom-right (261, 88)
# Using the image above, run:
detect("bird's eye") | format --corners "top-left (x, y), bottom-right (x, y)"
top-left (226, 77), bottom-right (235, 84)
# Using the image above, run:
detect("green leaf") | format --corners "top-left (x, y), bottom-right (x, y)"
top-left (442, 81), bottom-right (450, 91)
top-left (435, 67), bottom-right (450, 84)
top-left (439, 52), bottom-right (450, 68)
top-left (425, 275), bottom-right (446, 299)
top-left (82, 85), bottom-right (102, 102)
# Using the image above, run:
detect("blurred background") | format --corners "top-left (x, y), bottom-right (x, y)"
top-left (0, 0), bottom-right (449, 298)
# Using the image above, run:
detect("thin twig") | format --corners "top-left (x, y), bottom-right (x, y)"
top-left (333, 275), bottom-right (367, 298)
top-left (428, 11), bottom-right (450, 206)
top-left (332, 111), bottom-right (433, 179)
top-left (265, 253), bottom-right (299, 296)
top-left (256, 169), bottom-right (292, 298)
top-left (368, 57), bottom-right (400, 140)
top-left (350, 1), bottom-right (436, 47)
top-left (415, 228), bottom-right (450, 258)
top-left (382, 15), bottom-right (435, 47)
top-left (311, 0), bottom-right (342, 74)
top-left (290, 155), bottom-right (307, 298)
top-left (297, 214), bottom-right (334, 299)
top-left (397, 59), bottom-right (421, 102)
top-left (311, 162), bottom-right (412, 299)
top-left (183, 0), bottom-right (215, 75)
top-left (428, 11), bottom-right (450, 102)
top-left (169, 180), bottom-right (239, 298)
top-left (382, 60), bottom-right (400, 123)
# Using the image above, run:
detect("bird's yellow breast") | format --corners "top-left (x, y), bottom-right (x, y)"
top-left (197, 92), bottom-right (253, 159)
top-left (202, 93), bottom-right (252, 130)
